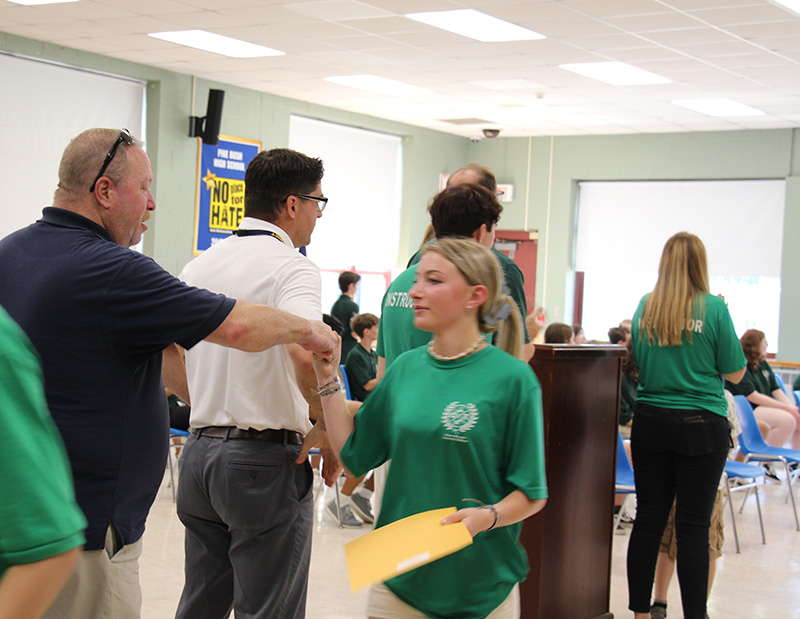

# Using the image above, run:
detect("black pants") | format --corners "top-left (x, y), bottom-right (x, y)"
top-left (626, 403), bottom-right (729, 619)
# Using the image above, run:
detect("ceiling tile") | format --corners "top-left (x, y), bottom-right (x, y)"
top-left (686, 4), bottom-right (790, 26)
top-left (723, 20), bottom-right (800, 39)
top-left (283, 1), bottom-right (394, 21)
top-left (158, 11), bottom-right (251, 30)
top-left (560, 0), bottom-right (672, 19)
top-left (604, 12), bottom-right (706, 32)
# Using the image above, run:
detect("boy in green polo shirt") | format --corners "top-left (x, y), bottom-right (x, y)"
top-left (345, 313), bottom-right (379, 402)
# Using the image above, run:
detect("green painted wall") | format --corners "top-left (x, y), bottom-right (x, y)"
top-left (3, 32), bottom-right (798, 357)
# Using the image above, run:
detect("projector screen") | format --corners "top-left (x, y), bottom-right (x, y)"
top-left (575, 179), bottom-right (785, 349)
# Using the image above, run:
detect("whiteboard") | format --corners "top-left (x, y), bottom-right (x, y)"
top-left (0, 53), bottom-right (145, 240)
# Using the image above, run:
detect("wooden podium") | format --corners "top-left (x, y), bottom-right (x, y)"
top-left (520, 344), bottom-right (626, 619)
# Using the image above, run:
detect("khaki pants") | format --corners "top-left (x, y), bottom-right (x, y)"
top-left (367, 583), bottom-right (520, 619)
top-left (44, 525), bottom-right (142, 619)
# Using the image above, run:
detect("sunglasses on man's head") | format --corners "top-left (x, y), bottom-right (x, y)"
top-left (89, 128), bottom-right (134, 193)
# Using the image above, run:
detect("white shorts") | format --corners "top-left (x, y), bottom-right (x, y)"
top-left (366, 581), bottom-right (520, 619)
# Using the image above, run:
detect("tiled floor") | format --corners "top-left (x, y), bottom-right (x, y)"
top-left (141, 468), bottom-right (800, 618)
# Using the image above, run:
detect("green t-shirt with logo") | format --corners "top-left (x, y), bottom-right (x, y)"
top-left (340, 345), bottom-right (547, 619)
top-left (725, 360), bottom-right (779, 398)
top-left (632, 293), bottom-right (746, 416)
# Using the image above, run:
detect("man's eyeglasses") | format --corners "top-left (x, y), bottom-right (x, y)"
top-left (89, 129), bottom-right (135, 193)
top-left (293, 194), bottom-right (328, 212)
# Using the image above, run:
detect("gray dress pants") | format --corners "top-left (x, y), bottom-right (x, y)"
top-left (175, 433), bottom-right (313, 619)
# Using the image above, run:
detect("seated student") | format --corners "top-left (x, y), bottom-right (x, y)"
top-left (544, 322), bottom-right (574, 344)
top-left (345, 313), bottom-right (379, 402)
top-left (725, 329), bottom-right (800, 459)
top-left (0, 305), bottom-right (86, 618)
top-left (608, 326), bottom-right (630, 346)
top-left (573, 324), bottom-right (586, 344)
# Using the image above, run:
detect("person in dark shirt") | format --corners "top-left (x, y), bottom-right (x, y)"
top-left (345, 313), bottom-right (379, 402)
top-left (331, 271), bottom-right (361, 361)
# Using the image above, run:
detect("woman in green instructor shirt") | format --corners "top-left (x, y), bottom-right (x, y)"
top-left (626, 232), bottom-right (746, 619)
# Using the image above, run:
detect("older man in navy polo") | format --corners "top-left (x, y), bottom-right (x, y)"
top-left (0, 129), bottom-right (336, 618)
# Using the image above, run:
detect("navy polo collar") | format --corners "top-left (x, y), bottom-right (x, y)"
top-left (40, 207), bottom-right (114, 243)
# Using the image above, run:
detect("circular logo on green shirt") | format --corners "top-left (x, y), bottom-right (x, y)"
top-left (441, 402), bottom-right (479, 434)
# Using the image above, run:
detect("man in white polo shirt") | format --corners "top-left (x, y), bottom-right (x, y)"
top-left (176, 148), bottom-right (336, 619)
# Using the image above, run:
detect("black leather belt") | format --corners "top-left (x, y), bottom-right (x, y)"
top-left (194, 426), bottom-right (303, 445)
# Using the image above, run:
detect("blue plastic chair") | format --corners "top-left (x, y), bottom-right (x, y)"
top-left (795, 390), bottom-right (800, 409)
top-left (168, 427), bottom-right (191, 503)
top-left (723, 460), bottom-right (766, 553)
top-left (733, 395), bottom-right (800, 529)
top-left (614, 432), bottom-right (635, 530)
top-left (339, 364), bottom-right (353, 400)
top-left (775, 373), bottom-right (788, 396)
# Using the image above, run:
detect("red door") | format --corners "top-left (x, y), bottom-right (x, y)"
top-left (494, 230), bottom-right (537, 317)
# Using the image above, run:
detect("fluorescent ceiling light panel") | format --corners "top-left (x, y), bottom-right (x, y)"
top-left (148, 30), bottom-right (284, 58)
top-left (6, 0), bottom-right (77, 4)
top-left (324, 75), bottom-right (432, 96)
top-left (406, 9), bottom-right (545, 42)
top-left (671, 98), bottom-right (765, 117)
top-left (560, 61), bottom-right (670, 85)
top-left (771, 1), bottom-right (800, 17)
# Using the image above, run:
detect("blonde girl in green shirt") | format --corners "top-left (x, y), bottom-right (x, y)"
top-left (312, 238), bottom-right (547, 619)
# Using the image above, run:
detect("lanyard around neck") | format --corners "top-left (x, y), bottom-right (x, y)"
top-left (234, 229), bottom-right (284, 243)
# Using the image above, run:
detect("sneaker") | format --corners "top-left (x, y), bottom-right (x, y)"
top-left (650, 602), bottom-right (667, 619)
top-left (763, 463), bottom-right (782, 484)
top-left (350, 492), bottom-right (374, 524)
top-left (326, 500), bottom-right (363, 528)
top-left (619, 512), bottom-right (635, 526)
top-left (614, 523), bottom-right (627, 535)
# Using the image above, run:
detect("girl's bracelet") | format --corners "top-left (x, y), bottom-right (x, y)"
top-left (482, 504), bottom-right (501, 530)
top-left (317, 376), bottom-right (340, 396)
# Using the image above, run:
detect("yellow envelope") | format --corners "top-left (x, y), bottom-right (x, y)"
top-left (344, 507), bottom-right (473, 592)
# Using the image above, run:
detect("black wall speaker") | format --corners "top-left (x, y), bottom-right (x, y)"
top-left (189, 89), bottom-right (225, 145)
